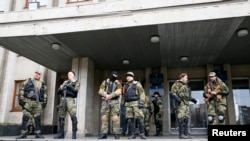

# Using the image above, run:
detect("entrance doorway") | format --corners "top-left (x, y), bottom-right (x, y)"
top-left (232, 78), bottom-right (250, 125)
top-left (169, 80), bottom-right (207, 134)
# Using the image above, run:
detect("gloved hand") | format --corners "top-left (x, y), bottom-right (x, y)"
top-left (191, 98), bottom-right (197, 104)
top-left (138, 102), bottom-right (144, 108)
top-left (42, 102), bottom-right (47, 108)
top-left (18, 99), bottom-right (25, 108)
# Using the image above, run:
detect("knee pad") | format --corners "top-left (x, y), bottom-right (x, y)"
top-left (112, 115), bottom-right (119, 123)
top-left (101, 115), bottom-right (109, 122)
top-left (218, 115), bottom-right (225, 123)
top-left (208, 116), bottom-right (214, 125)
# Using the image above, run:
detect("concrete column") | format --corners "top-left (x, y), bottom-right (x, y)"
top-left (161, 67), bottom-right (170, 134)
top-left (46, 0), bottom-right (54, 8)
top-left (43, 69), bottom-right (57, 125)
top-left (0, 47), bottom-right (7, 97)
top-left (145, 68), bottom-right (151, 96)
top-left (66, 57), bottom-right (95, 135)
top-left (223, 64), bottom-right (236, 124)
top-left (0, 51), bottom-right (17, 123)
top-left (14, 0), bottom-right (26, 11)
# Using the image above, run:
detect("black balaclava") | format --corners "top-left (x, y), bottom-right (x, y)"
top-left (109, 71), bottom-right (118, 82)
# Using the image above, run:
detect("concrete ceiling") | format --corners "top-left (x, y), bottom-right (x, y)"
top-left (0, 16), bottom-right (250, 73)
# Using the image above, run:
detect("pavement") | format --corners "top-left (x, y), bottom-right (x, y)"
top-left (0, 134), bottom-right (208, 141)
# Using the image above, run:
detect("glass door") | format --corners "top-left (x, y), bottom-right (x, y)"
top-left (232, 78), bottom-right (250, 125)
top-left (169, 80), bottom-right (207, 134)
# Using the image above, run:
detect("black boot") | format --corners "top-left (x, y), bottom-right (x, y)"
top-left (158, 123), bottom-right (163, 136)
top-left (54, 117), bottom-right (65, 139)
top-left (183, 119), bottom-right (192, 139)
top-left (16, 115), bottom-right (29, 139)
top-left (138, 118), bottom-right (147, 139)
top-left (114, 134), bottom-right (120, 139)
top-left (145, 130), bottom-right (149, 137)
top-left (128, 118), bottom-right (136, 139)
top-left (34, 116), bottom-right (44, 139)
top-left (71, 116), bottom-right (78, 139)
top-left (178, 119), bottom-right (188, 139)
top-left (153, 123), bottom-right (160, 136)
top-left (98, 134), bottom-right (107, 139)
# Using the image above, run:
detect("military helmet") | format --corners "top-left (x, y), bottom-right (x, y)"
top-left (209, 72), bottom-right (216, 77)
top-left (126, 71), bottom-right (134, 77)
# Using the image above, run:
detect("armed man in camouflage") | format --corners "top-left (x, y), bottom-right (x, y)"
top-left (16, 71), bottom-right (47, 139)
top-left (171, 73), bottom-right (197, 139)
top-left (152, 91), bottom-right (163, 136)
top-left (142, 96), bottom-right (154, 137)
top-left (204, 72), bottom-right (229, 125)
top-left (123, 71), bottom-right (147, 139)
top-left (54, 71), bottom-right (80, 139)
top-left (98, 71), bottom-right (122, 139)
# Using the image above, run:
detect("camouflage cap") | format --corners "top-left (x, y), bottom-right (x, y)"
top-left (126, 71), bottom-right (134, 77)
top-left (209, 72), bottom-right (216, 77)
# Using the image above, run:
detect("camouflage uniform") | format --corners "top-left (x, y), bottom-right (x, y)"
top-left (171, 75), bottom-right (197, 139)
top-left (54, 79), bottom-right (80, 139)
top-left (124, 71), bottom-right (147, 139)
top-left (17, 77), bottom-right (47, 139)
top-left (142, 97), bottom-right (154, 136)
top-left (152, 93), bottom-right (163, 136)
top-left (204, 72), bottom-right (229, 125)
top-left (98, 77), bottom-right (122, 139)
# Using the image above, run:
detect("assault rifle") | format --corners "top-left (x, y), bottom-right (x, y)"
top-left (57, 85), bottom-right (67, 115)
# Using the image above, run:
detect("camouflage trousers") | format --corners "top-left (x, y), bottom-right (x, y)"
top-left (22, 98), bottom-right (43, 134)
top-left (100, 100), bottom-right (120, 134)
top-left (58, 97), bottom-right (77, 117)
top-left (142, 108), bottom-right (151, 131)
top-left (177, 102), bottom-right (190, 119)
top-left (207, 100), bottom-right (227, 124)
top-left (154, 113), bottom-right (163, 125)
top-left (23, 99), bottom-right (43, 118)
top-left (125, 106), bottom-right (144, 119)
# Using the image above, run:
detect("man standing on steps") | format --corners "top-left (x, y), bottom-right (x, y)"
top-left (152, 91), bottom-right (163, 136)
top-left (54, 70), bottom-right (80, 139)
top-left (123, 71), bottom-right (147, 139)
top-left (16, 71), bottom-right (47, 139)
top-left (171, 73), bottom-right (197, 139)
top-left (97, 71), bottom-right (122, 139)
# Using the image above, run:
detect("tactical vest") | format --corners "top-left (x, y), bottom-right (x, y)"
top-left (104, 79), bottom-right (119, 100)
top-left (152, 99), bottom-right (159, 114)
top-left (65, 80), bottom-right (78, 98)
top-left (24, 78), bottom-right (46, 102)
top-left (124, 81), bottom-right (139, 102)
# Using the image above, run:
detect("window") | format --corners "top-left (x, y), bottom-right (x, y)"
top-left (25, 0), bottom-right (47, 8)
top-left (0, 0), bottom-right (5, 11)
top-left (12, 80), bottom-right (25, 111)
top-left (232, 79), bottom-right (250, 125)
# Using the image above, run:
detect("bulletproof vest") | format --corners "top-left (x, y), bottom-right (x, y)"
top-left (104, 79), bottom-right (119, 100)
top-left (65, 80), bottom-right (78, 98)
top-left (124, 81), bottom-right (139, 102)
top-left (153, 98), bottom-right (160, 114)
top-left (24, 78), bottom-right (45, 101)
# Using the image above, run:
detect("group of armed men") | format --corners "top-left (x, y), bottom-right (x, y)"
top-left (98, 71), bottom-right (229, 139)
top-left (15, 70), bottom-right (229, 140)
top-left (98, 71), bottom-right (164, 139)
